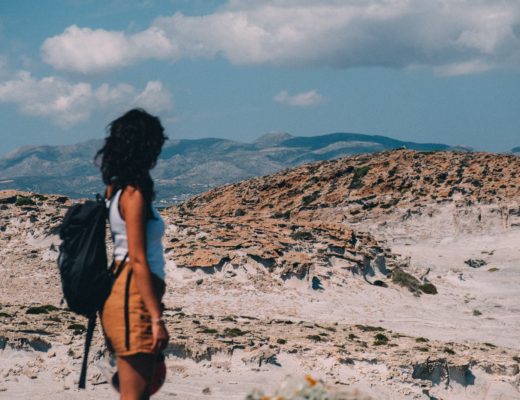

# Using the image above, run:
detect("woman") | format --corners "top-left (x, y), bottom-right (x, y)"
top-left (95, 108), bottom-right (170, 399)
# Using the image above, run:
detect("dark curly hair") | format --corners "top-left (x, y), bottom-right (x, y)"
top-left (95, 109), bottom-right (167, 218)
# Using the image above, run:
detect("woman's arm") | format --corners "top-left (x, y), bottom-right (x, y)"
top-left (120, 186), bottom-right (168, 352)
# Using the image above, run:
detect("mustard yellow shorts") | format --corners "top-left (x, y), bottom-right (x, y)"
top-left (100, 261), bottom-right (165, 356)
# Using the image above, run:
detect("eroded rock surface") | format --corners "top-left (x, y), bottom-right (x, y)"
top-left (1, 150), bottom-right (520, 399)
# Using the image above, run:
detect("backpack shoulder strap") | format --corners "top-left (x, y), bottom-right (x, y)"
top-left (109, 252), bottom-right (129, 278)
top-left (78, 314), bottom-right (97, 389)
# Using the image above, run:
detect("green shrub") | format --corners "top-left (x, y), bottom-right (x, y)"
top-left (391, 268), bottom-right (420, 292)
top-left (199, 326), bottom-right (218, 334)
top-left (355, 324), bottom-right (385, 332)
top-left (15, 196), bottom-right (36, 206)
top-left (68, 323), bottom-right (86, 335)
top-left (349, 165), bottom-right (371, 189)
top-left (374, 333), bottom-right (389, 346)
top-left (19, 328), bottom-right (51, 335)
top-left (419, 283), bottom-right (438, 295)
top-left (306, 335), bottom-right (323, 342)
top-left (301, 191), bottom-right (320, 206)
top-left (25, 305), bottom-right (59, 315)
top-left (223, 327), bottom-right (247, 337)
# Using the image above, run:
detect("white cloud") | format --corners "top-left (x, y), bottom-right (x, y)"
top-left (41, 1), bottom-right (520, 75)
top-left (132, 81), bottom-right (173, 112)
top-left (274, 89), bottom-right (325, 107)
top-left (0, 71), bottom-right (172, 127)
top-left (41, 25), bottom-right (177, 74)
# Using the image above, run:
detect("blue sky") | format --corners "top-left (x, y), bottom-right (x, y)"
top-left (0, 0), bottom-right (519, 155)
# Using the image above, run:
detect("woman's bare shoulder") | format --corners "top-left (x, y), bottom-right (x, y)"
top-left (119, 185), bottom-right (146, 220)
top-left (120, 185), bottom-right (145, 204)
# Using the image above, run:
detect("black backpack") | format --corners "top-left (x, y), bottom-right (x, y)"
top-left (58, 193), bottom-right (127, 388)
top-left (58, 194), bottom-right (111, 315)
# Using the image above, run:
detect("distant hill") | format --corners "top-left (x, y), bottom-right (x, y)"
top-left (0, 132), bottom-right (457, 203)
top-left (180, 149), bottom-right (520, 221)
top-left (511, 146), bottom-right (520, 153)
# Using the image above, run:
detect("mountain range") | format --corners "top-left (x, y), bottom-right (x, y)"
top-left (0, 131), bottom-right (467, 203)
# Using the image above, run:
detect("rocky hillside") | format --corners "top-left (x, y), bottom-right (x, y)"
top-left (1, 150), bottom-right (520, 399)
top-left (177, 150), bottom-right (520, 218)
top-left (161, 150), bottom-right (520, 276)
top-left (0, 132), bottom-right (455, 203)
top-left (3, 150), bottom-right (520, 297)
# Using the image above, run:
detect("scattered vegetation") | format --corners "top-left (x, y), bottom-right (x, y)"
top-left (322, 326), bottom-right (336, 333)
top-left (301, 191), bottom-right (320, 207)
top-left (19, 328), bottom-right (52, 335)
top-left (307, 334), bottom-right (324, 342)
top-left (199, 326), bottom-right (218, 334)
top-left (415, 337), bottom-right (429, 343)
top-left (391, 268), bottom-right (436, 294)
top-left (355, 325), bottom-right (385, 332)
top-left (68, 323), bottom-right (86, 335)
top-left (234, 208), bottom-right (246, 216)
top-left (436, 172), bottom-right (448, 183)
top-left (473, 309), bottom-right (482, 316)
top-left (419, 283), bottom-right (438, 295)
top-left (392, 268), bottom-right (419, 289)
top-left (349, 165), bottom-right (371, 189)
top-left (15, 196), bottom-right (36, 206)
top-left (443, 347), bottom-right (456, 355)
top-left (25, 305), bottom-right (59, 315)
top-left (464, 259), bottom-right (487, 268)
top-left (488, 267), bottom-right (500, 272)
top-left (276, 338), bottom-right (287, 345)
top-left (348, 333), bottom-right (358, 340)
top-left (291, 230), bottom-right (314, 240)
top-left (373, 333), bottom-right (389, 346)
top-left (223, 327), bottom-right (248, 337)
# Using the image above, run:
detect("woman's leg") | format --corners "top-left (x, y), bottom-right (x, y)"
top-left (117, 353), bottom-right (156, 400)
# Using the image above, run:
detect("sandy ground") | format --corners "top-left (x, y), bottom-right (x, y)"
top-left (1, 203), bottom-right (520, 399)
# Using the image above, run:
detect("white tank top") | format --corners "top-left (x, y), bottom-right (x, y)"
top-left (106, 188), bottom-right (166, 281)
